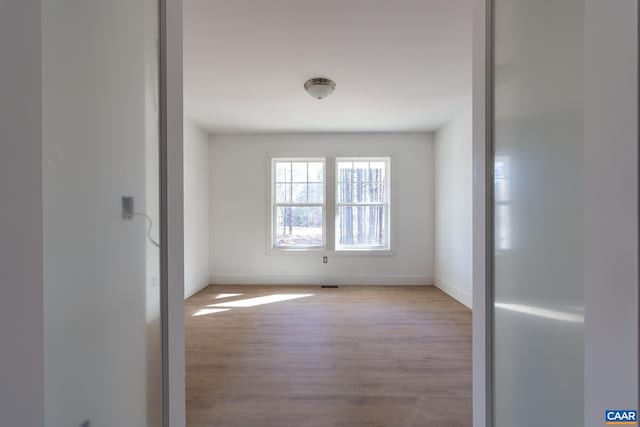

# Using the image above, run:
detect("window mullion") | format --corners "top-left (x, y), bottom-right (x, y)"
top-left (326, 157), bottom-right (336, 251)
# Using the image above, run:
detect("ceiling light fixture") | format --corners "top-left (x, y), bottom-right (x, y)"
top-left (304, 77), bottom-right (336, 100)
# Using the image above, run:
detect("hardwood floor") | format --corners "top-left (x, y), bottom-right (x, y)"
top-left (185, 285), bottom-right (472, 427)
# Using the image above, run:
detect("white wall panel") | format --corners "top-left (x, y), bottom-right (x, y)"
top-left (492, 0), bottom-right (585, 425)
top-left (208, 133), bottom-right (434, 286)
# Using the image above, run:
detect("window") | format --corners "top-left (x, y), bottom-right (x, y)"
top-left (270, 156), bottom-right (390, 252)
top-left (272, 159), bottom-right (325, 249)
top-left (336, 158), bottom-right (390, 250)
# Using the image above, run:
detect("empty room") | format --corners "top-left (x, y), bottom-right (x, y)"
top-left (182, 1), bottom-right (473, 426)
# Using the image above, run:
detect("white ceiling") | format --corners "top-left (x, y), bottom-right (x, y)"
top-left (183, 0), bottom-right (472, 133)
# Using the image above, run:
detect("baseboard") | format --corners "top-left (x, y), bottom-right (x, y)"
top-left (209, 274), bottom-right (434, 286)
top-left (434, 277), bottom-right (472, 309)
top-left (184, 280), bottom-right (210, 300)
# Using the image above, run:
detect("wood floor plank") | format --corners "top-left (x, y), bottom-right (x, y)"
top-left (185, 285), bottom-right (472, 427)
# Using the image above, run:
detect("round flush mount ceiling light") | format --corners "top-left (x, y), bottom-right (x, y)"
top-left (304, 77), bottom-right (336, 100)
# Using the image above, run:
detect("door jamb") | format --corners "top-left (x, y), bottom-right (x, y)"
top-left (160, 0), bottom-right (185, 426)
top-left (472, 0), bottom-right (492, 426)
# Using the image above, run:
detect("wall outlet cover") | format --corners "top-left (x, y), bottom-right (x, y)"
top-left (122, 196), bottom-right (134, 219)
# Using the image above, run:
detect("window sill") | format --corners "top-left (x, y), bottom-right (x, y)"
top-left (332, 249), bottom-right (394, 257)
top-left (267, 248), bottom-right (394, 257)
top-left (270, 247), bottom-right (325, 252)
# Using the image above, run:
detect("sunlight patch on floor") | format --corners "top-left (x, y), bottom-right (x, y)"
top-left (208, 294), bottom-right (314, 308)
top-left (215, 293), bottom-right (243, 299)
top-left (192, 308), bottom-right (231, 317)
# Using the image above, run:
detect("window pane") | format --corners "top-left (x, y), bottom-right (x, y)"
top-left (275, 183), bottom-right (291, 203)
top-left (337, 205), bottom-right (386, 247)
top-left (369, 162), bottom-right (386, 182)
top-left (352, 166), bottom-right (369, 196)
top-left (292, 183), bottom-right (307, 203)
top-left (276, 162), bottom-right (291, 183)
top-left (308, 183), bottom-right (323, 203)
top-left (275, 206), bottom-right (323, 247)
top-left (353, 161), bottom-right (369, 174)
top-left (308, 162), bottom-right (323, 183)
top-left (291, 162), bottom-right (307, 182)
top-left (337, 166), bottom-right (387, 204)
top-left (353, 181), bottom-right (367, 203)
top-left (366, 183), bottom-right (385, 203)
top-left (337, 161), bottom-right (353, 182)
top-left (337, 181), bottom-right (354, 203)
top-left (337, 160), bottom-right (387, 184)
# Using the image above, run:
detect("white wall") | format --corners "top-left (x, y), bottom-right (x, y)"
top-left (469, 1), bottom-right (639, 425)
top-left (209, 133), bottom-right (434, 285)
top-left (42, 1), bottom-right (160, 426)
top-left (184, 120), bottom-right (211, 298)
top-left (434, 105), bottom-right (473, 308)
top-left (491, 0), bottom-right (585, 423)
top-left (0, 1), bottom-right (44, 427)
top-left (584, 0), bottom-right (638, 424)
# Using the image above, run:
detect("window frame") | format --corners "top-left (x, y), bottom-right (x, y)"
top-left (334, 157), bottom-right (391, 251)
top-left (270, 157), bottom-right (327, 251)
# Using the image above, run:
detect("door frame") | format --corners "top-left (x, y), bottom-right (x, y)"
top-left (161, 0), bottom-right (494, 426)
top-left (159, 1), bottom-right (640, 426)
top-left (472, 0), bottom-right (492, 426)
top-left (160, 1), bottom-right (185, 427)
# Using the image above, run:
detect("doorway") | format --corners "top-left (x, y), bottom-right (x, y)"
top-left (181, 1), bottom-right (474, 426)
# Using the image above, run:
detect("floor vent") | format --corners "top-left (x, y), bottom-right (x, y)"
top-left (321, 285), bottom-right (339, 288)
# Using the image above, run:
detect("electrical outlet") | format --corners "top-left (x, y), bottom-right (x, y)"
top-left (122, 196), bottom-right (134, 219)
top-left (323, 256), bottom-right (328, 264)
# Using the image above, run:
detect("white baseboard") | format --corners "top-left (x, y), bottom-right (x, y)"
top-left (209, 274), bottom-right (434, 286)
top-left (434, 277), bottom-right (472, 309)
top-left (184, 280), bottom-right (210, 300)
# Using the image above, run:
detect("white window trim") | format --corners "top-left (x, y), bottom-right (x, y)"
top-left (269, 157), bottom-right (327, 251)
top-left (266, 155), bottom-right (394, 255)
top-left (334, 157), bottom-right (391, 252)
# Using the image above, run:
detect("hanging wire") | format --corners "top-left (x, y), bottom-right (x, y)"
top-left (133, 212), bottom-right (160, 248)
